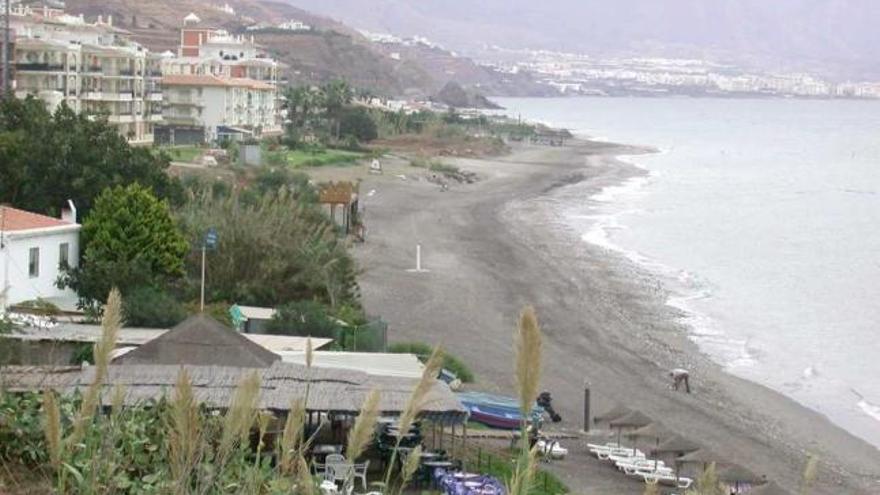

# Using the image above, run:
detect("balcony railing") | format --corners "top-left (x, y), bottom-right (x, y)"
top-left (16, 62), bottom-right (65, 71)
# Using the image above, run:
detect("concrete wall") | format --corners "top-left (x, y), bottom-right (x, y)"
top-left (1, 226), bottom-right (80, 306)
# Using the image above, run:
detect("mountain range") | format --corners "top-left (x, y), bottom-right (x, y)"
top-left (281, 0), bottom-right (880, 80)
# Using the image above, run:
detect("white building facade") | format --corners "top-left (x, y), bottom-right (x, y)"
top-left (0, 204), bottom-right (81, 308)
top-left (2, 5), bottom-right (162, 145)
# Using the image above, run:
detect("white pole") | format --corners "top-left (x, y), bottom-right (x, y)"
top-left (199, 245), bottom-right (206, 312)
top-left (416, 244), bottom-right (421, 271)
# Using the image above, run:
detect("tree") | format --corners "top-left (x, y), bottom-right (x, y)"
top-left (0, 97), bottom-right (181, 218)
top-left (338, 107), bottom-right (378, 142)
top-left (265, 300), bottom-right (342, 339)
top-left (175, 189), bottom-right (359, 309)
top-left (62, 184), bottom-right (189, 308)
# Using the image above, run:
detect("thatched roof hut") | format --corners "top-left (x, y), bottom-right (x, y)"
top-left (0, 361), bottom-right (467, 423)
top-left (115, 315), bottom-right (280, 368)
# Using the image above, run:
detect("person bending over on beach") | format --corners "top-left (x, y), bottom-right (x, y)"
top-left (670, 368), bottom-right (691, 393)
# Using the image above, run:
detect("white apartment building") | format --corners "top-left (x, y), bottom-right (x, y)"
top-left (2, 5), bottom-right (162, 144)
top-left (156, 14), bottom-right (282, 143)
top-left (161, 74), bottom-right (277, 143)
top-left (0, 203), bottom-right (80, 309)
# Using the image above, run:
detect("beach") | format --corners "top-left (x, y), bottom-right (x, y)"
top-left (351, 141), bottom-right (880, 494)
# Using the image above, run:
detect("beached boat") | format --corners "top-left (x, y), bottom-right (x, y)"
top-left (457, 391), bottom-right (544, 429)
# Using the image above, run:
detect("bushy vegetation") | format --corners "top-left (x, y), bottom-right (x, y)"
top-left (388, 341), bottom-right (475, 383)
top-left (61, 184), bottom-right (189, 313)
top-left (0, 294), bottom-right (454, 495)
top-left (175, 188), bottom-right (359, 310)
top-left (0, 97), bottom-right (181, 218)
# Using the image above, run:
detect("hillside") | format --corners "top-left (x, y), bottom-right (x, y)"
top-left (62, 0), bottom-right (550, 97)
top-left (282, 0), bottom-right (880, 80)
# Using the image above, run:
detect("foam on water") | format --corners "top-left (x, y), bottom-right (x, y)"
top-left (498, 96), bottom-right (880, 447)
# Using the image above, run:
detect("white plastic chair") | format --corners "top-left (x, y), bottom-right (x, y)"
top-left (353, 461), bottom-right (370, 491)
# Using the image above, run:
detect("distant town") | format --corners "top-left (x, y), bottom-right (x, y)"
top-left (359, 29), bottom-right (880, 100)
top-left (479, 48), bottom-right (880, 99)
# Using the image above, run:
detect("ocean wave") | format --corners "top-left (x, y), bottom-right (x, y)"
top-left (575, 165), bottom-right (756, 371)
top-left (852, 390), bottom-right (880, 424)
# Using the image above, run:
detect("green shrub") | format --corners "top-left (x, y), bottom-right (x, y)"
top-left (266, 300), bottom-right (342, 339)
top-left (388, 341), bottom-right (475, 382)
top-left (429, 162), bottom-right (461, 175)
top-left (122, 286), bottom-right (187, 328)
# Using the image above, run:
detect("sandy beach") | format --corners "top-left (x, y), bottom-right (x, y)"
top-left (349, 141), bottom-right (880, 494)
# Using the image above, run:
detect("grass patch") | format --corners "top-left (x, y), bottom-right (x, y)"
top-left (429, 162), bottom-right (461, 175)
top-left (466, 447), bottom-right (568, 495)
top-left (284, 148), bottom-right (364, 168)
top-left (155, 145), bottom-right (203, 163)
top-left (388, 341), bottom-right (475, 383)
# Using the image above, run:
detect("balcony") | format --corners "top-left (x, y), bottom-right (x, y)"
top-left (147, 93), bottom-right (163, 101)
top-left (149, 114), bottom-right (164, 122)
top-left (81, 91), bottom-right (103, 100)
top-left (107, 115), bottom-right (135, 124)
top-left (15, 62), bottom-right (65, 72)
top-left (165, 97), bottom-right (202, 106)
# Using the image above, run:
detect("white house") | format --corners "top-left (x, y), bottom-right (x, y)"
top-left (0, 202), bottom-right (81, 309)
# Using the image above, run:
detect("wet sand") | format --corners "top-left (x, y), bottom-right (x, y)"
top-left (350, 141), bottom-right (880, 494)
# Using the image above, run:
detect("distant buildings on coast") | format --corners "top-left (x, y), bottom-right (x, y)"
top-left (480, 49), bottom-right (880, 100)
top-left (0, 6), bottom-right (283, 145)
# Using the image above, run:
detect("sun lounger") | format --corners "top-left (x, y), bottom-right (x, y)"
top-left (642, 472), bottom-right (693, 489)
top-left (595, 448), bottom-right (645, 460)
top-left (625, 464), bottom-right (675, 477)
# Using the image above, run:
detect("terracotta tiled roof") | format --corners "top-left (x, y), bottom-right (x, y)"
top-left (0, 206), bottom-right (71, 232)
top-left (163, 74), bottom-right (275, 90)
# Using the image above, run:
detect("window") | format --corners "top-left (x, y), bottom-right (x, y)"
top-left (28, 247), bottom-right (40, 278)
top-left (59, 243), bottom-right (70, 268)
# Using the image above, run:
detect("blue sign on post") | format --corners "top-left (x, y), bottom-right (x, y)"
top-left (204, 228), bottom-right (218, 250)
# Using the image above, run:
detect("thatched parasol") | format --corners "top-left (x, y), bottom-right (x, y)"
top-left (593, 405), bottom-right (633, 425)
top-left (608, 410), bottom-right (653, 429)
top-left (608, 410), bottom-right (653, 452)
top-left (676, 448), bottom-right (721, 476)
top-left (652, 434), bottom-right (701, 456)
top-left (717, 463), bottom-right (765, 492)
top-left (625, 422), bottom-right (669, 469)
top-left (749, 481), bottom-right (792, 495)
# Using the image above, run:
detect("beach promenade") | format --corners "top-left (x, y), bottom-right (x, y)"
top-left (351, 141), bottom-right (880, 494)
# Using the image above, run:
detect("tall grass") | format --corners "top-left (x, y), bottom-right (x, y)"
top-left (508, 306), bottom-right (543, 495)
top-left (383, 346), bottom-right (445, 490)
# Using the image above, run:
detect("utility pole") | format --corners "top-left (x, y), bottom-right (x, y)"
top-left (200, 228), bottom-right (218, 312)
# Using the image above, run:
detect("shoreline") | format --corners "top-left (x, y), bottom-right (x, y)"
top-left (352, 140), bottom-right (880, 493)
top-left (561, 134), bottom-right (880, 451)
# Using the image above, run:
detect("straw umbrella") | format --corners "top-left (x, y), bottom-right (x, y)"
top-left (717, 463), bottom-right (764, 493)
top-left (593, 405), bottom-right (633, 426)
top-left (625, 422), bottom-right (669, 469)
top-left (651, 434), bottom-right (701, 479)
top-left (676, 448), bottom-right (721, 477)
top-left (749, 481), bottom-right (792, 495)
top-left (651, 435), bottom-right (701, 457)
top-left (608, 410), bottom-right (653, 453)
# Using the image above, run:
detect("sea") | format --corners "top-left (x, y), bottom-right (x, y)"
top-left (493, 96), bottom-right (880, 448)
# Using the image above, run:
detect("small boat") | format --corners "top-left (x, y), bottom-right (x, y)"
top-left (457, 391), bottom-right (544, 429)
